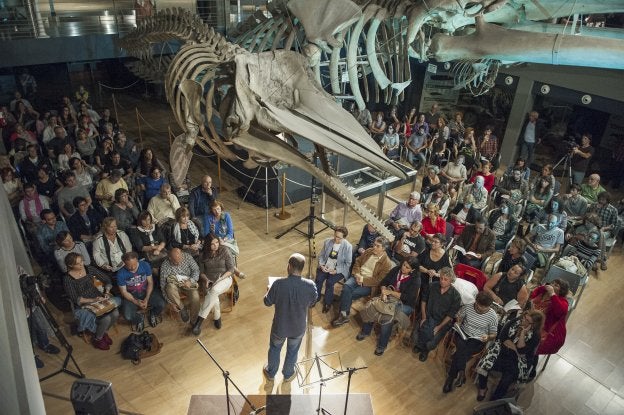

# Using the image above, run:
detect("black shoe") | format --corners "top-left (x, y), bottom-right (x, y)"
top-left (443, 377), bottom-right (454, 393)
top-left (192, 317), bottom-right (204, 336)
top-left (180, 307), bottom-right (190, 323)
top-left (374, 347), bottom-right (385, 356)
top-left (35, 355), bottom-right (44, 368)
top-left (477, 388), bottom-right (488, 401)
top-left (332, 314), bottom-right (349, 327)
top-left (356, 332), bottom-right (368, 341)
top-left (213, 318), bottom-right (222, 329)
top-left (454, 373), bottom-right (466, 388)
top-left (42, 344), bottom-right (61, 354)
top-left (322, 304), bottom-right (330, 313)
top-left (412, 344), bottom-right (422, 354)
top-left (419, 351), bottom-right (429, 362)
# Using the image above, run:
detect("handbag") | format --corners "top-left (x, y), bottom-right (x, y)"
top-left (361, 296), bottom-right (401, 325)
top-left (82, 297), bottom-right (117, 317)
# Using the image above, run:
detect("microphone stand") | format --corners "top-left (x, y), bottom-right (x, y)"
top-left (333, 365), bottom-right (367, 415)
top-left (196, 340), bottom-right (265, 415)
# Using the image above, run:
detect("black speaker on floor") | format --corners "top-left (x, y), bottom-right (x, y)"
top-left (71, 379), bottom-right (119, 415)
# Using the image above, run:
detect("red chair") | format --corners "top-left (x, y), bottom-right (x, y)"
top-left (454, 263), bottom-right (487, 291)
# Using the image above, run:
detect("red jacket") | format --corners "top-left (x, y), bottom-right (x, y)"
top-left (531, 285), bottom-right (568, 355)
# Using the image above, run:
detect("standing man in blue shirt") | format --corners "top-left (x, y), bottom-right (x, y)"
top-left (263, 253), bottom-right (317, 382)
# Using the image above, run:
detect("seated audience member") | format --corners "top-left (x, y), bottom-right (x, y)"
top-left (332, 237), bottom-right (393, 327)
top-left (385, 191), bottom-right (422, 236)
top-left (380, 124), bottom-right (400, 160)
top-left (448, 111), bottom-right (465, 145)
top-left (495, 168), bottom-right (529, 206)
top-left (357, 259), bottom-right (421, 356)
top-left (95, 169), bottom-right (128, 210)
top-left (169, 206), bottom-right (202, 255)
top-left (354, 224), bottom-right (379, 260)
top-left (448, 194), bottom-right (479, 236)
top-left (57, 143), bottom-right (81, 172)
top-left (428, 131), bottom-right (448, 167)
top-left (524, 175), bottom-right (554, 222)
top-left (70, 157), bottom-right (98, 192)
top-left (484, 264), bottom-right (529, 308)
top-left (566, 212), bottom-right (601, 246)
top-left (94, 137), bottom-right (114, 171)
top-left (104, 151), bottom-right (133, 182)
top-left (413, 113), bottom-right (429, 136)
top-left (405, 124), bottom-right (428, 169)
top-left (443, 292), bottom-right (498, 393)
top-left (129, 210), bottom-right (167, 265)
top-left (35, 167), bottom-right (61, 202)
top-left (421, 165), bottom-right (442, 198)
top-left (116, 251), bottom-right (165, 332)
top-left (92, 217), bottom-right (132, 274)
top-left (45, 125), bottom-right (70, 160)
top-left (459, 175), bottom-right (488, 211)
top-left (137, 147), bottom-right (165, 176)
top-left (454, 129), bottom-right (477, 173)
top-left (36, 209), bottom-right (69, 260)
top-left (504, 158), bottom-right (531, 181)
top-left (10, 123), bottom-right (38, 149)
top-left (54, 231), bottom-right (91, 272)
top-left (476, 310), bottom-right (544, 401)
top-left (441, 155), bottom-right (468, 202)
top-left (348, 102), bottom-right (372, 132)
top-left (580, 174), bottom-right (605, 205)
top-left (137, 165), bottom-right (165, 205)
top-left (109, 188), bottom-right (139, 232)
top-left (67, 196), bottom-right (101, 244)
top-left (562, 184), bottom-right (588, 223)
top-left (497, 238), bottom-right (527, 273)
top-left (202, 200), bottom-right (245, 278)
top-left (75, 128), bottom-right (97, 162)
top-left (57, 171), bottom-right (92, 218)
top-left (370, 112), bottom-right (387, 142)
top-left (59, 104), bottom-right (77, 136)
top-left (410, 267), bottom-right (461, 362)
top-left (2, 167), bottom-right (23, 209)
top-left (590, 191), bottom-right (619, 271)
top-left (488, 201), bottom-right (519, 250)
top-left (418, 233), bottom-right (452, 297)
top-left (63, 252), bottom-right (119, 350)
top-left (454, 218), bottom-right (496, 269)
top-left (99, 108), bottom-right (119, 133)
top-left (160, 247), bottom-right (200, 324)
top-left (524, 214), bottom-right (564, 267)
top-left (19, 183), bottom-right (50, 232)
top-left (315, 227), bottom-right (352, 313)
top-left (393, 221), bottom-right (426, 263)
top-left (565, 229), bottom-right (601, 271)
top-left (469, 161), bottom-right (495, 193)
top-left (19, 144), bottom-right (54, 184)
top-left (538, 197), bottom-right (567, 231)
top-left (424, 184), bottom-right (451, 217)
top-left (115, 132), bottom-right (139, 167)
top-left (532, 164), bottom-right (556, 194)
top-left (147, 183), bottom-right (180, 225)
top-left (188, 175), bottom-right (218, 219)
top-left (193, 234), bottom-right (235, 334)
top-left (528, 279), bottom-right (569, 377)
top-left (478, 126), bottom-right (498, 162)
top-left (420, 203), bottom-right (446, 241)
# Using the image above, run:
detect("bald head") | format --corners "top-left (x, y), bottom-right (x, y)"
top-left (169, 247), bottom-right (183, 265)
top-left (201, 175), bottom-right (213, 192)
top-left (288, 253), bottom-right (306, 275)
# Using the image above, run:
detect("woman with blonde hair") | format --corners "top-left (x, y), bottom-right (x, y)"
top-left (420, 203), bottom-right (446, 241)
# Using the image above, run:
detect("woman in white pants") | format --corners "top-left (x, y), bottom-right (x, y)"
top-left (192, 234), bottom-right (234, 335)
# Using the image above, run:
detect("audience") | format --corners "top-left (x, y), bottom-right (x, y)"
top-left (160, 247), bottom-right (200, 324)
top-left (315, 226), bottom-right (352, 314)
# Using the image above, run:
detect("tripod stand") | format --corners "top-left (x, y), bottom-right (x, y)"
top-left (275, 157), bottom-right (334, 243)
top-left (196, 339), bottom-right (265, 415)
top-left (553, 150), bottom-right (573, 191)
top-left (22, 275), bottom-right (85, 382)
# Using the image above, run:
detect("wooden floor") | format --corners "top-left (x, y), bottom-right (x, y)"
top-left (39, 94), bottom-right (624, 414)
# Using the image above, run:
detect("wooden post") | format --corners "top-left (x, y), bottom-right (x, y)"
top-left (112, 93), bottom-right (119, 123)
top-left (135, 107), bottom-right (143, 144)
top-left (275, 172), bottom-right (291, 220)
top-left (217, 156), bottom-right (222, 192)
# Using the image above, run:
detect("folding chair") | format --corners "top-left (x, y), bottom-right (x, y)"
top-left (454, 263), bottom-right (487, 291)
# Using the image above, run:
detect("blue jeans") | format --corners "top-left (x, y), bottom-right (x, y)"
top-left (315, 270), bottom-right (344, 306)
top-left (361, 304), bottom-right (414, 350)
top-left (266, 332), bottom-right (303, 379)
top-left (520, 141), bottom-right (536, 167)
top-left (412, 316), bottom-right (451, 351)
top-left (122, 291), bottom-right (165, 325)
top-left (339, 276), bottom-right (372, 315)
top-left (407, 151), bottom-right (426, 168)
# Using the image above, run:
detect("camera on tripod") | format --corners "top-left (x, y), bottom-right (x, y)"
top-left (565, 139), bottom-right (579, 152)
top-left (19, 273), bottom-right (49, 301)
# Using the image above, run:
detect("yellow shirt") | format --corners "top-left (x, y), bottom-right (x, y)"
top-left (95, 178), bottom-right (128, 208)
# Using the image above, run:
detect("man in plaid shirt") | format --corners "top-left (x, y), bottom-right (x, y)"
top-left (591, 191), bottom-right (619, 271)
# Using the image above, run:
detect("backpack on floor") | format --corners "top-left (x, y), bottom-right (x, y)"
top-left (120, 331), bottom-right (163, 364)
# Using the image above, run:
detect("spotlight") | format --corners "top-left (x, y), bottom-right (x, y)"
top-left (443, 62), bottom-right (451, 70)
top-left (540, 84), bottom-right (550, 94)
top-left (581, 94), bottom-right (592, 104)
top-left (504, 76), bottom-right (513, 85)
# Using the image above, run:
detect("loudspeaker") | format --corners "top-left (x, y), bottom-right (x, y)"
top-left (71, 379), bottom-right (119, 415)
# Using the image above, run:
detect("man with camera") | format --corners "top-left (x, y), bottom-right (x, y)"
top-left (570, 133), bottom-right (595, 185)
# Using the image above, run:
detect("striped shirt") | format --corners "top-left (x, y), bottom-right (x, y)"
top-left (458, 303), bottom-right (498, 339)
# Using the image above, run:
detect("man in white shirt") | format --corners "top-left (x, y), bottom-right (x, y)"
top-left (147, 183), bottom-right (181, 225)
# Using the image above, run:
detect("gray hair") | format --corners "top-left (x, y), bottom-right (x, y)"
top-left (439, 266), bottom-right (457, 283)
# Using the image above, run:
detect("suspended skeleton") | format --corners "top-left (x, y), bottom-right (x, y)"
top-left (118, 0), bottom-right (624, 238)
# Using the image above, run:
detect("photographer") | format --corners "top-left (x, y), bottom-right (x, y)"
top-left (570, 133), bottom-right (594, 185)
